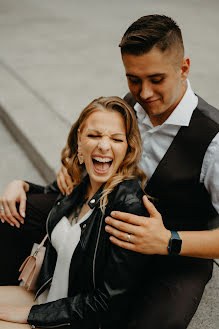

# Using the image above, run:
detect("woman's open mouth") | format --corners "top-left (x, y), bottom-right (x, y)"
top-left (92, 156), bottom-right (113, 174)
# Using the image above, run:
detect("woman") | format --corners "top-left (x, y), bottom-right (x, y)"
top-left (0, 96), bottom-right (149, 329)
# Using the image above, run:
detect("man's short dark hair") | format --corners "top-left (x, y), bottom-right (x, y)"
top-left (119, 14), bottom-right (184, 57)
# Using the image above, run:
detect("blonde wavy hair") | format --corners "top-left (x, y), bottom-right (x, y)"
top-left (61, 96), bottom-right (147, 211)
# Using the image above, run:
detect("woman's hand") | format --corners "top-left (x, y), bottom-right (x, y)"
top-left (57, 165), bottom-right (74, 195)
top-left (105, 195), bottom-right (171, 255)
top-left (0, 304), bottom-right (30, 324)
top-left (0, 180), bottom-right (29, 228)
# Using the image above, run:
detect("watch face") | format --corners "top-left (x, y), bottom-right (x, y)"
top-left (168, 232), bottom-right (182, 256)
top-left (171, 238), bottom-right (182, 255)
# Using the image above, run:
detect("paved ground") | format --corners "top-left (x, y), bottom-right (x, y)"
top-left (0, 119), bottom-right (45, 194)
top-left (0, 0), bottom-right (218, 328)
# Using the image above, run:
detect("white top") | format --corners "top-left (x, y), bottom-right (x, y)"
top-left (38, 209), bottom-right (93, 304)
top-left (135, 80), bottom-right (219, 214)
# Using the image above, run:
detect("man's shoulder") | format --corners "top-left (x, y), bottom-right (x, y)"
top-left (197, 95), bottom-right (219, 125)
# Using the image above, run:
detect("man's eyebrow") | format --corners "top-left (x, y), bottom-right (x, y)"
top-left (126, 73), bottom-right (166, 78)
top-left (126, 73), bottom-right (138, 78)
top-left (147, 73), bottom-right (166, 78)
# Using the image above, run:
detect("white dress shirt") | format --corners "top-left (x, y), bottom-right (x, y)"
top-left (135, 80), bottom-right (219, 214)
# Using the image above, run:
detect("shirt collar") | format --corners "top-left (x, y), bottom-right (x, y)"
top-left (134, 80), bottom-right (198, 128)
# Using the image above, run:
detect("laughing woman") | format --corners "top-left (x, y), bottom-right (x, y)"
top-left (0, 96), bottom-right (149, 329)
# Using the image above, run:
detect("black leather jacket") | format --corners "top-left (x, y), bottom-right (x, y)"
top-left (27, 178), bottom-right (149, 329)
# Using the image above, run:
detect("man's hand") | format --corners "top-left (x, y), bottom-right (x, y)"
top-left (0, 304), bottom-right (30, 324)
top-left (57, 165), bottom-right (74, 195)
top-left (105, 195), bottom-right (171, 255)
top-left (0, 180), bottom-right (29, 228)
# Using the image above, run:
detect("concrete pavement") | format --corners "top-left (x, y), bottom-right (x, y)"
top-left (0, 119), bottom-right (45, 194)
top-left (0, 0), bottom-right (218, 327)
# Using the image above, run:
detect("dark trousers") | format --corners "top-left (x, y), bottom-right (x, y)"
top-left (0, 192), bottom-right (58, 285)
top-left (0, 193), bottom-right (213, 328)
top-left (128, 255), bottom-right (213, 329)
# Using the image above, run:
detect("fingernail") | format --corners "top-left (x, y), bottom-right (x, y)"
top-left (111, 211), bottom-right (115, 216)
top-left (20, 220), bottom-right (24, 224)
top-left (10, 223), bottom-right (14, 227)
top-left (21, 211), bottom-right (25, 218)
top-left (105, 217), bottom-right (109, 222)
top-left (16, 224), bottom-right (20, 228)
top-left (105, 225), bottom-right (110, 231)
top-left (1, 219), bottom-right (4, 223)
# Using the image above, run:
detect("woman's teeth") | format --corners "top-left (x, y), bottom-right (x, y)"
top-left (92, 157), bottom-right (112, 172)
top-left (92, 157), bottom-right (112, 163)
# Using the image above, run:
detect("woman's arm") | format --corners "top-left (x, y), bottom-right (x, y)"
top-left (0, 180), bottom-right (30, 227)
top-left (0, 180), bottom-right (58, 227)
top-left (0, 164), bottom-right (73, 227)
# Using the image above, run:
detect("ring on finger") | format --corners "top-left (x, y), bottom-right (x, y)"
top-left (126, 233), bottom-right (132, 243)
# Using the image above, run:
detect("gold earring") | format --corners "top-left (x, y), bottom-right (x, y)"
top-left (78, 153), bottom-right (84, 164)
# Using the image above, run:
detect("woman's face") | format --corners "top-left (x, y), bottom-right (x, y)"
top-left (78, 110), bottom-right (128, 193)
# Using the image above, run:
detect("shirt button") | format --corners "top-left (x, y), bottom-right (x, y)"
top-left (57, 201), bottom-right (61, 206)
top-left (82, 223), bottom-right (87, 229)
top-left (90, 199), bottom-right (95, 204)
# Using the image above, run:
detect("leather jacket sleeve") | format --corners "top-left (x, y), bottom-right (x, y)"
top-left (28, 189), bottom-right (149, 329)
top-left (26, 180), bottom-right (59, 194)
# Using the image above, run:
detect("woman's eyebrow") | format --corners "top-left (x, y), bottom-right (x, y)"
top-left (87, 129), bottom-right (125, 136)
top-left (87, 129), bottom-right (101, 133)
top-left (111, 133), bottom-right (126, 137)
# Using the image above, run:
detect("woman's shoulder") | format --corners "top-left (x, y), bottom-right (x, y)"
top-left (114, 178), bottom-right (144, 199)
top-left (107, 179), bottom-right (147, 216)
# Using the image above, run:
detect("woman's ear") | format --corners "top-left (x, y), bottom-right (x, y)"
top-left (77, 128), bottom-right (84, 164)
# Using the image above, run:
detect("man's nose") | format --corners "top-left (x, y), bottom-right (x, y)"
top-left (139, 81), bottom-right (153, 100)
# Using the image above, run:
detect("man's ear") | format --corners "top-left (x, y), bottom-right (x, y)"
top-left (181, 57), bottom-right (190, 80)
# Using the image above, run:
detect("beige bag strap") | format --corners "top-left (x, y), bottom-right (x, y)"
top-left (33, 234), bottom-right (48, 256)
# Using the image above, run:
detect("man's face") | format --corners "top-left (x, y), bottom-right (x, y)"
top-left (122, 47), bottom-right (190, 126)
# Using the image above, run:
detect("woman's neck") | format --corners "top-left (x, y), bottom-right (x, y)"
top-left (86, 182), bottom-right (101, 201)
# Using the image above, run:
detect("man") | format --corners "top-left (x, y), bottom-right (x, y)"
top-left (0, 14), bottom-right (219, 328)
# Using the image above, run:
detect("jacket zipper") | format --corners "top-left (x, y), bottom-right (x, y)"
top-left (30, 323), bottom-right (70, 328)
top-left (92, 213), bottom-right (104, 329)
top-left (34, 277), bottom-right (52, 301)
top-left (92, 213), bottom-right (104, 289)
top-left (46, 208), bottom-right (53, 244)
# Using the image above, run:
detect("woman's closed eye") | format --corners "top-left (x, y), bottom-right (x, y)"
top-left (88, 134), bottom-right (100, 138)
top-left (113, 138), bottom-right (124, 142)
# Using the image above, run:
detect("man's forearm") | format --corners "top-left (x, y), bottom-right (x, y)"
top-left (179, 227), bottom-right (219, 259)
